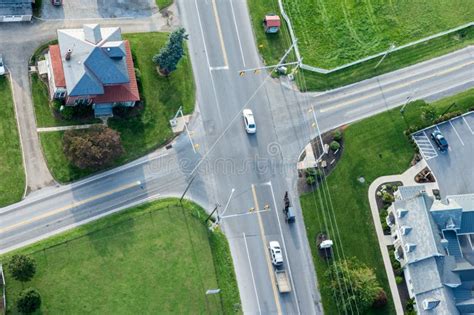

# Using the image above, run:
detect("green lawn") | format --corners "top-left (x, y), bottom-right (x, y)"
top-left (1, 199), bottom-right (240, 314)
top-left (0, 76), bottom-right (25, 207)
top-left (39, 32), bottom-right (195, 183)
top-left (155, 0), bottom-right (173, 10)
top-left (31, 74), bottom-right (99, 127)
top-left (248, 1), bottom-right (474, 91)
top-left (301, 89), bottom-right (474, 314)
top-left (284, 0), bottom-right (474, 69)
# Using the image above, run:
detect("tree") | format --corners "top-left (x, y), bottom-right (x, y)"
top-left (63, 125), bottom-right (124, 170)
top-left (152, 28), bottom-right (188, 75)
top-left (372, 289), bottom-right (388, 308)
top-left (7, 255), bottom-right (36, 282)
top-left (421, 104), bottom-right (437, 124)
top-left (329, 140), bottom-right (340, 152)
top-left (17, 288), bottom-right (41, 314)
top-left (326, 258), bottom-right (383, 313)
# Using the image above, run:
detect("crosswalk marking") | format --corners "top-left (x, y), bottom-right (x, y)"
top-left (413, 131), bottom-right (438, 161)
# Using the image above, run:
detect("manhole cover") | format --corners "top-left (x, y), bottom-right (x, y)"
top-left (358, 176), bottom-right (365, 183)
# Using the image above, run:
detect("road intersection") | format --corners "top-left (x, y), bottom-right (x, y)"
top-left (1, 0), bottom-right (474, 314)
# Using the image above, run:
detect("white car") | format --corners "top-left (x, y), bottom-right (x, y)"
top-left (269, 241), bottom-right (283, 266)
top-left (243, 109), bottom-right (256, 134)
top-left (0, 55), bottom-right (5, 76)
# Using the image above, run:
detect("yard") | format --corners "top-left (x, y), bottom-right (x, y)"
top-left (248, 0), bottom-right (474, 91)
top-left (0, 76), bottom-right (24, 207)
top-left (36, 32), bottom-right (195, 183)
top-left (300, 88), bottom-right (474, 314)
top-left (1, 199), bottom-right (240, 314)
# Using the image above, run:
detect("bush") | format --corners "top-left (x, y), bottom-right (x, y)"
top-left (332, 129), bottom-right (343, 141)
top-left (7, 255), bottom-right (36, 282)
top-left (134, 67), bottom-right (142, 84)
top-left (60, 106), bottom-right (74, 120)
top-left (63, 126), bottom-right (124, 170)
top-left (434, 110), bottom-right (463, 124)
top-left (382, 191), bottom-right (395, 203)
top-left (306, 175), bottom-right (316, 186)
top-left (329, 141), bottom-right (340, 152)
top-left (395, 276), bottom-right (404, 284)
top-left (17, 288), bottom-right (41, 314)
top-left (372, 289), bottom-right (388, 309)
top-left (305, 167), bottom-right (317, 177)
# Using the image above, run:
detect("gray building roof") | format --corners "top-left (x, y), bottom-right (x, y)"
top-left (394, 187), bottom-right (441, 263)
top-left (57, 24), bottom-right (129, 97)
top-left (0, 0), bottom-right (32, 16)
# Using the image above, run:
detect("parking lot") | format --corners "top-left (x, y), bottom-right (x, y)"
top-left (412, 112), bottom-right (474, 197)
top-left (40, 0), bottom-right (157, 20)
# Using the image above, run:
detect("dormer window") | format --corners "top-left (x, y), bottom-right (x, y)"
top-left (400, 226), bottom-right (412, 235)
top-left (404, 243), bottom-right (416, 253)
top-left (422, 298), bottom-right (440, 310)
top-left (397, 208), bottom-right (408, 218)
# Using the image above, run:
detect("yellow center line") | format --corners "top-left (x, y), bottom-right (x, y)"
top-left (211, 0), bottom-right (229, 67)
top-left (0, 181), bottom-right (140, 234)
top-left (320, 60), bottom-right (474, 113)
top-left (251, 184), bottom-right (283, 315)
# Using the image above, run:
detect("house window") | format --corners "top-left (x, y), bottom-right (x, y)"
top-left (74, 98), bottom-right (90, 106)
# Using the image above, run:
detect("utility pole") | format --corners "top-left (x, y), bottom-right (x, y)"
top-left (374, 43), bottom-right (396, 69)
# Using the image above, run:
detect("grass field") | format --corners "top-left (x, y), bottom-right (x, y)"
top-left (155, 0), bottom-right (172, 10)
top-left (38, 32), bottom-right (195, 183)
top-left (248, 0), bottom-right (474, 91)
top-left (300, 89), bottom-right (474, 314)
top-left (284, 0), bottom-right (474, 68)
top-left (1, 199), bottom-right (240, 314)
top-left (0, 76), bottom-right (24, 207)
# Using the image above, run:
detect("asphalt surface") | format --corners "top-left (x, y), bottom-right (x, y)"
top-left (413, 112), bottom-right (474, 197)
top-left (2, 1), bottom-right (474, 314)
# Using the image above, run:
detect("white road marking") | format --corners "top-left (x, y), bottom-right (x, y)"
top-left (267, 181), bottom-right (302, 315)
top-left (211, 0), bottom-right (229, 67)
top-left (320, 60), bottom-right (474, 113)
top-left (210, 66), bottom-right (229, 71)
top-left (219, 188), bottom-right (235, 217)
top-left (450, 120), bottom-right (465, 146)
top-left (462, 116), bottom-right (474, 135)
top-left (194, 0), bottom-right (223, 120)
top-left (242, 232), bottom-right (262, 315)
top-left (220, 208), bottom-right (270, 220)
top-left (413, 132), bottom-right (438, 160)
top-left (229, 0), bottom-right (246, 66)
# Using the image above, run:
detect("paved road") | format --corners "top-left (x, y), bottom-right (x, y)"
top-left (2, 1), bottom-right (474, 314)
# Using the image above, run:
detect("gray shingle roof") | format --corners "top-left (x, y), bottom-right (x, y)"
top-left (0, 0), bottom-right (31, 16)
top-left (57, 25), bottom-right (129, 97)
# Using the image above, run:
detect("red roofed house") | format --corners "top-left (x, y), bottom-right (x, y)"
top-left (45, 24), bottom-right (140, 117)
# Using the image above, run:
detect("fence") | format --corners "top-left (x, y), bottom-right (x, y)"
top-left (277, 0), bottom-right (474, 74)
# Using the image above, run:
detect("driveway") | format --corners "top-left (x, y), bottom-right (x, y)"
top-left (39, 0), bottom-right (157, 20)
top-left (412, 112), bottom-right (474, 196)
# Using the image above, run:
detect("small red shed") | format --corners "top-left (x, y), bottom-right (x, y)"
top-left (263, 15), bottom-right (281, 33)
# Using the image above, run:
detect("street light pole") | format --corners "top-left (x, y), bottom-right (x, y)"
top-left (374, 43), bottom-right (396, 69)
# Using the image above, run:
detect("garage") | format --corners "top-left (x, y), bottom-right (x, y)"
top-left (0, 0), bottom-right (32, 22)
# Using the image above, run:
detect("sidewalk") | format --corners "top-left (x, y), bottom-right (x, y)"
top-left (37, 124), bottom-right (100, 133)
top-left (367, 159), bottom-right (439, 315)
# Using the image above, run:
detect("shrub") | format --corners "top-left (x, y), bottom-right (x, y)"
top-left (421, 104), bottom-right (437, 124)
top-left (134, 67), bottom-right (142, 83)
top-left (17, 288), bottom-right (41, 314)
top-left (382, 191), bottom-right (395, 203)
top-left (7, 255), bottom-right (36, 282)
top-left (372, 289), bottom-right (388, 309)
top-left (434, 110), bottom-right (463, 124)
top-left (332, 129), bottom-right (343, 141)
top-left (395, 276), bottom-right (404, 284)
top-left (305, 167), bottom-right (317, 177)
top-left (329, 141), bottom-right (340, 152)
top-left (306, 175), bottom-right (316, 186)
top-left (63, 126), bottom-right (124, 170)
top-left (60, 106), bottom-right (74, 120)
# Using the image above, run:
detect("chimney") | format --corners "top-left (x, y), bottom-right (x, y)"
top-left (65, 48), bottom-right (72, 61)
